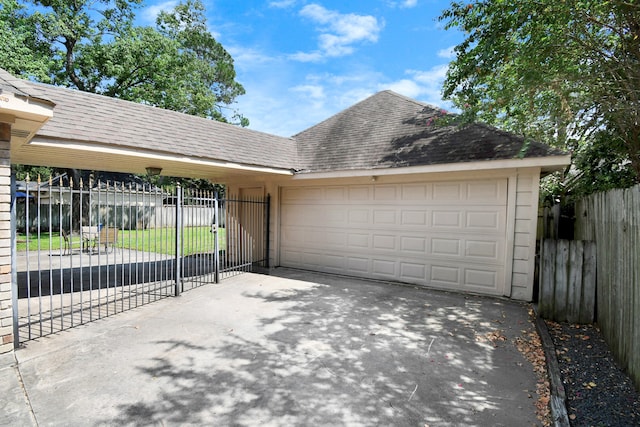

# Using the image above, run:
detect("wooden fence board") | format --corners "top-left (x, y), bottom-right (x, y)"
top-left (539, 239), bottom-right (556, 318)
top-left (554, 239), bottom-right (570, 321)
top-left (579, 242), bottom-right (596, 324)
top-left (539, 239), bottom-right (596, 324)
top-left (567, 240), bottom-right (583, 324)
top-left (574, 183), bottom-right (640, 390)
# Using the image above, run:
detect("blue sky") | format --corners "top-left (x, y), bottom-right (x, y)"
top-left (141, 0), bottom-right (463, 137)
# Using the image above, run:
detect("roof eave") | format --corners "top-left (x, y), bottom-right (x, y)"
top-left (18, 137), bottom-right (294, 180)
top-left (292, 154), bottom-right (572, 180)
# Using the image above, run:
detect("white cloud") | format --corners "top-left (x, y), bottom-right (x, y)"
top-left (269, 0), bottom-right (297, 8)
top-left (228, 46), bottom-right (277, 67)
top-left (295, 4), bottom-right (383, 60)
top-left (140, 0), bottom-right (178, 23)
top-left (386, 0), bottom-right (418, 8)
top-left (383, 64), bottom-right (453, 109)
top-left (384, 79), bottom-right (423, 98)
top-left (292, 85), bottom-right (325, 100)
top-left (401, 0), bottom-right (418, 8)
top-left (410, 64), bottom-right (449, 85)
top-left (288, 51), bottom-right (325, 63)
top-left (437, 45), bottom-right (456, 59)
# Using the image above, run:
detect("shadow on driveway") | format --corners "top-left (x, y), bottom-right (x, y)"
top-left (15, 269), bottom-right (540, 426)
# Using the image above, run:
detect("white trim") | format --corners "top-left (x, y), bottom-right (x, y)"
top-left (0, 93), bottom-right (53, 121)
top-left (292, 155), bottom-right (571, 180)
top-left (28, 137), bottom-right (294, 176)
top-left (504, 174), bottom-right (518, 298)
top-left (526, 171), bottom-right (542, 299)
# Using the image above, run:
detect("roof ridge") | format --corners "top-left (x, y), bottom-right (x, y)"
top-left (379, 90), bottom-right (449, 115)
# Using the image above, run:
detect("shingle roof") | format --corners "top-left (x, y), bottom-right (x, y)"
top-left (0, 69), bottom-right (52, 103)
top-left (27, 81), bottom-right (299, 171)
top-left (1, 66), bottom-right (566, 175)
top-left (294, 90), bottom-right (566, 173)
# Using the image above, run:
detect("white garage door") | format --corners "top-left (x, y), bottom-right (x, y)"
top-left (280, 179), bottom-right (508, 295)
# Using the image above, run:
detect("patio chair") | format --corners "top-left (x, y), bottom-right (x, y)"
top-left (81, 226), bottom-right (100, 252)
top-left (97, 227), bottom-right (119, 253)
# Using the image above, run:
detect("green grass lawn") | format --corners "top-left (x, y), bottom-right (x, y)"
top-left (17, 227), bottom-right (226, 256)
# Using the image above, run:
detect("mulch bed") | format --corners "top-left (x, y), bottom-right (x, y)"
top-left (546, 321), bottom-right (640, 427)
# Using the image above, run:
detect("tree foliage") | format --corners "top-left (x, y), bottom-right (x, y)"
top-left (0, 0), bottom-right (51, 79)
top-left (439, 0), bottom-right (640, 196)
top-left (3, 0), bottom-right (247, 190)
top-left (2, 0), bottom-right (246, 124)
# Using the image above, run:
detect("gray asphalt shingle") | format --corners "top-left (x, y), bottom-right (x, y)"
top-left (295, 90), bottom-right (566, 172)
top-left (27, 82), bottom-right (299, 171)
top-left (1, 68), bottom-right (565, 174)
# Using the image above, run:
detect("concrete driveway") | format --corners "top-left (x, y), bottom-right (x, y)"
top-left (6, 269), bottom-right (541, 426)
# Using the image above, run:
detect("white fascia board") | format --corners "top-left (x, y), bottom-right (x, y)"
top-left (28, 137), bottom-right (294, 176)
top-left (0, 93), bottom-right (54, 122)
top-left (292, 155), bottom-right (571, 180)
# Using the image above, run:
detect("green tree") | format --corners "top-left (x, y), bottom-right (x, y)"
top-left (3, 0), bottom-right (245, 195)
top-left (439, 0), bottom-right (640, 194)
top-left (26, 0), bottom-right (246, 123)
top-left (0, 0), bottom-right (51, 79)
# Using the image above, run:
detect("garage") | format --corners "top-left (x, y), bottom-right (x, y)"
top-left (280, 178), bottom-right (508, 295)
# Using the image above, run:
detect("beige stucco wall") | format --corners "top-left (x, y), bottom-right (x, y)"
top-left (229, 166), bottom-right (544, 301)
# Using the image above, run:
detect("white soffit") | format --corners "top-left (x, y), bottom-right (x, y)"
top-left (25, 137), bottom-right (294, 177)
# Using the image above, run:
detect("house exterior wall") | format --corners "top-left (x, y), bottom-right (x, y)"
top-left (0, 124), bottom-right (13, 354)
top-left (230, 167), bottom-right (544, 301)
top-left (510, 169), bottom-right (541, 300)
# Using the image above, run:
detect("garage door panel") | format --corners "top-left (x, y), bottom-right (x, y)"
top-left (348, 209), bottom-right (370, 224)
top-left (400, 262), bottom-right (427, 281)
top-left (348, 233), bottom-right (370, 248)
top-left (433, 182), bottom-right (463, 201)
top-left (401, 184), bottom-right (429, 200)
top-left (374, 185), bottom-right (398, 200)
top-left (347, 257), bottom-right (370, 273)
top-left (466, 181), bottom-right (502, 201)
top-left (431, 238), bottom-right (461, 256)
top-left (401, 210), bottom-right (427, 225)
top-left (465, 268), bottom-right (499, 289)
top-left (432, 210), bottom-right (462, 228)
top-left (349, 186), bottom-right (370, 200)
top-left (431, 265), bottom-right (460, 285)
top-left (465, 210), bottom-right (500, 230)
top-left (466, 240), bottom-right (499, 259)
top-left (280, 179), bottom-right (507, 296)
top-left (373, 209), bottom-right (397, 224)
top-left (401, 236), bottom-right (426, 252)
top-left (372, 234), bottom-right (396, 250)
top-left (283, 187), bottom-right (324, 201)
top-left (372, 259), bottom-right (396, 276)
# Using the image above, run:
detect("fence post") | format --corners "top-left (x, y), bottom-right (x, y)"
top-left (11, 172), bottom-right (19, 347)
top-left (265, 194), bottom-right (270, 269)
top-left (214, 193), bottom-right (220, 283)
top-left (174, 185), bottom-right (182, 296)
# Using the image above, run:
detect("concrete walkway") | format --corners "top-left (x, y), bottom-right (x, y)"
top-left (3, 269), bottom-right (541, 426)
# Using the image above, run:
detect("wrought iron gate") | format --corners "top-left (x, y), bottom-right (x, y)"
top-left (12, 177), bottom-right (269, 344)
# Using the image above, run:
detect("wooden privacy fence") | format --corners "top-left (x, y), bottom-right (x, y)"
top-left (539, 239), bottom-right (596, 323)
top-left (574, 184), bottom-right (640, 390)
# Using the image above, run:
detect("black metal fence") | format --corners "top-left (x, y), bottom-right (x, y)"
top-left (12, 177), bottom-right (269, 344)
